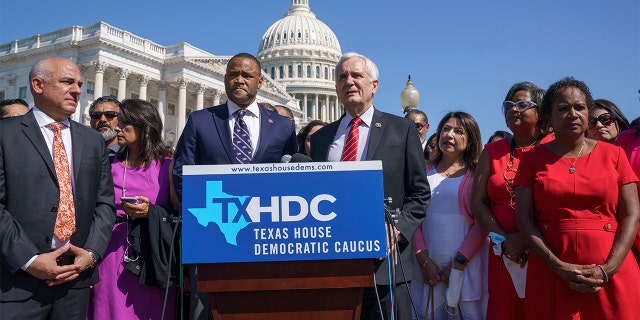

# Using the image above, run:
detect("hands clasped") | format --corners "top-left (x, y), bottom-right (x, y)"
top-left (557, 262), bottom-right (607, 293)
top-left (25, 244), bottom-right (94, 286)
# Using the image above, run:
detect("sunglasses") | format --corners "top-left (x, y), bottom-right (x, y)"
top-left (588, 114), bottom-right (615, 129)
top-left (502, 100), bottom-right (537, 114)
top-left (90, 111), bottom-right (118, 120)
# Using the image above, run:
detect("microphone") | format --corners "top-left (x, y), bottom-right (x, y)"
top-left (281, 154), bottom-right (292, 163)
top-left (290, 153), bottom-right (312, 163)
top-left (281, 153), bottom-right (313, 163)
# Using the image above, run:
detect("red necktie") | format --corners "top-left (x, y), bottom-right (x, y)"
top-left (341, 117), bottom-right (361, 161)
top-left (47, 122), bottom-right (76, 242)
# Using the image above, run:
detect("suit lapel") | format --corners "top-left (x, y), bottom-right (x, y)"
top-left (366, 108), bottom-right (384, 160)
top-left (21, 113), bottom-right (56, 177)
top-left (253, 107), bottom-right (273, 162)
top-left (212, 103), bottom-right (235, 163)
top-left (69, 121), bottom-right (84, 177)
top-left (316, 117), bottom-right (342, 161)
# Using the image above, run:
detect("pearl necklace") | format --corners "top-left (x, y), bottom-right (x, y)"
top-left (567, 141), bottom-right (586, 174)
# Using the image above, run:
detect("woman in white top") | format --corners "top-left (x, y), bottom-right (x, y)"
top-left (411, 111), bottom-right (488, 320)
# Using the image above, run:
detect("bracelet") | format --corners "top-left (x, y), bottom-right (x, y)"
top-left (597, 265), bottom-right (609, 283)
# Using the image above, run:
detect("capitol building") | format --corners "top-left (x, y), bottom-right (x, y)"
top-left (0, 0), bottom-right (342, 144)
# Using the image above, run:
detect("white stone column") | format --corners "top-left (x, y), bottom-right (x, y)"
top-left (303, 94), bottom-right (308, 121)
top-left (138, 75), bottom-right (149, 100)
top-left (158, 81), bottom-right (167, 137)
top-left (92, 61), bottom-right (108, 98)
top-left (324, 95), bottom-right (330, 122)
top-left (196, 84), bottom-right (205, 111)
top-left (313, 95), bottom-right (319, 119)
top-left (213, 90), bottom-right (221, 106)
top-left (117, 68), bottom-right (130, 101)
top-left (177, 77), bottom-right (189, 139)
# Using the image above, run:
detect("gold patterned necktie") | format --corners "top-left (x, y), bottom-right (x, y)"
top-left (47, 122), bottom-right (76, 242)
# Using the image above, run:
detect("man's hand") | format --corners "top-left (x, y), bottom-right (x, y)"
top-left (25, 244), bottom-right (81, 284)
top-left (385, 223), bottom-right (400, 256)
top-left (46, 244), bottom-right (96, 286)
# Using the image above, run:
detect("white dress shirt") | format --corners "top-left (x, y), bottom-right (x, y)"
top-left (227, 100), bottom-right (261, 154)
top-left (327, 106), bottom-right (374, 162)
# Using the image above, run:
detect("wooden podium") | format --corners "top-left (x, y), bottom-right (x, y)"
top-left (196, 259), bottom-right (374, 319)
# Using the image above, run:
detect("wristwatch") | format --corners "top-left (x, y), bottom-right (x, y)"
top-left (454, 253), bottom-right (468, 266)
top-left (86, 249), bottom-right (99, 268)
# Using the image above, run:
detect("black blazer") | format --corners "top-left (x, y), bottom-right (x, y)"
top-left (0, 111), bottom-right (116, 301)
top-left (310, 108), bottom-right (430, 285)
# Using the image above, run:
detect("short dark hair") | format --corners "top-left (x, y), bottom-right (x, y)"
top-left (116, 99), bottom-right (173, 168)
top-left (89, 96), bottom-right (120, 114)
top-left (228, 53), bottom-right (262, 71)
top-left (274, 105), bottom-right (294, 119)
top-left (297, 120), bottom-right (327, 154)
top-left (593, 99), bottom-right (629, 132)
top-left (504, 81), bottom-right (545, 113)
top-left (505, 82), bottom-right (547, 132)
top-left (405, 109), bottom-right (428, 123)
top-left (0, 99), bottom-right (29, 118)
top-left (260, 102), bottom-right (276, 111)
top-left (487, 130), bottom-right (513, 144)
top-left (542, 77), bottom-right (594, 118)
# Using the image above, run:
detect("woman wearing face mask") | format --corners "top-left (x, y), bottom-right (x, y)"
top-left (411, 111), bottom-right (488, 320)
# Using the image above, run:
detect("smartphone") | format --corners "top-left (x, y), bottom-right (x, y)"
top-left (121, 196), bottom-right (139, 204)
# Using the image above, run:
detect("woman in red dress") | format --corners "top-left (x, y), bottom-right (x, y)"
top-left (472, 82), bottom-right (551, 320)
top-left (515, 77), bottom-right (640, 319)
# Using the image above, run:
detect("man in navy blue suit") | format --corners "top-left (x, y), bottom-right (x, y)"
top-left (172, 52), bottom-right (297, 198)
top-left (172, 52), bottom-right (297, 319)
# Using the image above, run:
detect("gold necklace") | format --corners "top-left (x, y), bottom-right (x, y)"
top-left (516, 140), bottom-right (536, 152)
top-left (567, 141), bottom-right (586, 174)
top-left (439, 162), bottom-right (464, 177)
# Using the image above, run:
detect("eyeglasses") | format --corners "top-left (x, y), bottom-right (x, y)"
top-left (502, 100), bottom-right (537, 114)
top-left (415, 122), bottom-right (427, 131)
top-left (588, 114), bottom-right (616, 129)
top-left (90, 111), bottom-right (118, 120)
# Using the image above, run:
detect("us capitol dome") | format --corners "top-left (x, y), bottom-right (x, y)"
top-left (257, 0), bottom-right (343, 123)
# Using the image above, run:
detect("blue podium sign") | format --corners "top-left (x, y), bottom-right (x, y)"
top-left (182, 161), bottom-right (386, 264)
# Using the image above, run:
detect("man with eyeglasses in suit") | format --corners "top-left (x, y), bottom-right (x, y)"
top-left (89, 96), bottom-right (121, 158)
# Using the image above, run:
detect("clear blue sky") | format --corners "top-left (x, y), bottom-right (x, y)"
top-left (1, 0), bottom-right (638, 141)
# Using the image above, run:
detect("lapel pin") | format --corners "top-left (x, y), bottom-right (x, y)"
top-left (375, 122), bottom-right (382, 128)
top-left (268, 118), bottom-right (274, 124)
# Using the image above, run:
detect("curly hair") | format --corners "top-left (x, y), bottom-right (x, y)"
top-left (541, 77), bottom-right (594, 118)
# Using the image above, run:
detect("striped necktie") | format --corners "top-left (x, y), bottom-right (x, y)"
top-left (233, 109), bottom-right (253, 164)
top-left (341, 117), bottom-right (361, 161)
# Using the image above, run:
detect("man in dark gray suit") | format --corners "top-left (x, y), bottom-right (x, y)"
top-left (0, 58), bottom-right (116, 320)
top-left (310, 52), bottom-right (430, 320)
